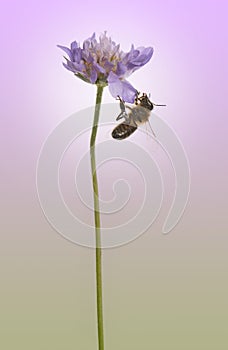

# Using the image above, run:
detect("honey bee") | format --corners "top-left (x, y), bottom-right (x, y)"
top-left (112, 92), bottom-right (165, 140)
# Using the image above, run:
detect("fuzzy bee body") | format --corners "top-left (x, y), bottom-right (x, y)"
top-left (112, 93), bottom-right (157, 140)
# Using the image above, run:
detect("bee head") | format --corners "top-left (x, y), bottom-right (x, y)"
top-left (137, 93), bottom-right (154, 110)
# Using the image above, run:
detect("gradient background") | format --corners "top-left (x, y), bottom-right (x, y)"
top-left (1, 0), bottom-right (228, 349)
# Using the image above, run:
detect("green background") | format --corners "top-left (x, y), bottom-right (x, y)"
top-left (1, 0), bottom-right (227, 349)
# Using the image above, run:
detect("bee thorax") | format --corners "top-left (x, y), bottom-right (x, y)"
top-left (130, 105), bottom-right (151, 125)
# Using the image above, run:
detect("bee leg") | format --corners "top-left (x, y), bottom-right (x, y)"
top-left (126, 106), bottom-right (134, 112)
top-left (116, 110), bottom-right (129, 121)
top-left (116, 96), bottom-right (126, 113)
top-left (134, 91), bottom-right (140, 105)
top-left (116, 96), bottom-right (128, 121)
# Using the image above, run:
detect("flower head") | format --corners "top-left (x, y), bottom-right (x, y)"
top-left (58, 32), bottom-right (153, 103)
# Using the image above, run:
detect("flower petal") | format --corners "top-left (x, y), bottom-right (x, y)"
top-left (108, 72), bottom-right (137, 103)
top-left (131, 47), bottom-right (153, 65)
top-left (83, 32), bottom-right (96, 50)
top-left (57, 45), bottom-right (73, 61)
top-left (115, 62), bottom-right (128, 77)
top-left (73, 47), bottom-right (82, 63)
top-left (71, 41), bottom-right (78, 51)
top-left (90, 69), bottom-right (98, 84)
top-left (63, 60), bottom-right (85, 73)
top-left (103, 60), bottom-right (114, 72)
top-left (93, 62), bottom-right (106, 74)
top-left (63, 62), bottom-right (79, 73)
top-left (58, 33), bottom-right (153, 92)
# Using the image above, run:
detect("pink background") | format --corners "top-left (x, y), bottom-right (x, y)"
top-left (1, 1), bottom-right (227, 349)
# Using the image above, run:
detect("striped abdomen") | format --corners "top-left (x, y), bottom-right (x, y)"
top-left (112, 123), bottom-right (137, 140)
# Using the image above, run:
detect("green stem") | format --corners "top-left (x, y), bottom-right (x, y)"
top-left (90, 85), bottom-right (104, 350)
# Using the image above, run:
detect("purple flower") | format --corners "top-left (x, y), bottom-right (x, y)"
top-left (58, 32), bottom-right (153, 103)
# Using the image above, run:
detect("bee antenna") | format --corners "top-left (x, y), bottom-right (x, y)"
top-left (153, 103), bottom-right (166, 107)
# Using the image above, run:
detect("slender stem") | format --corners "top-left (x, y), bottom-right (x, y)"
top-left (90, 85), bottom-right (104, 350)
